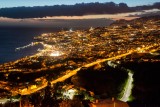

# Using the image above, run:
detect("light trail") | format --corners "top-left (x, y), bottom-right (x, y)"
top-left (107, 61), bottom-right (134, 102)
top-left (118, 45), bottom-right (160, 102)
top-left (120, 71), bottom-right (134, 102)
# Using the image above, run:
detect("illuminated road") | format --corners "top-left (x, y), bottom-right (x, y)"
top-left (106, 60), bottom-right (134, 102)
top-left (19, 82), bottom-right (48, 95)
top-left (18, 50), bottom-right (134, 95)
top-left (14, 44), bottom-right (160, 95)
top-left (18, 49), bottom-right (136, 95)
top-left (120, 71), bottom-right (134, 102)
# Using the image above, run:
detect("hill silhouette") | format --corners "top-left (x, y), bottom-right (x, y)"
top-left (0, 2), bottom-right (159, 18)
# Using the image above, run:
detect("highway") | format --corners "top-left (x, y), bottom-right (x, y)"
top-left (18, 50), bottom-right (134, 95)
top-left (11, 44), bottom-right (159, 96)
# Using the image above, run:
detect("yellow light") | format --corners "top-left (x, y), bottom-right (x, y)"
top-left (30, 85), bottom-right (37, 90)
top-left (50, 51), bottom-right (61, 57)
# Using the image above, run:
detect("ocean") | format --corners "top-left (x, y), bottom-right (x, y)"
top-left (0, 27), bottom-right (62, 64)
top-left (0, 18), bottom-right (114, 64)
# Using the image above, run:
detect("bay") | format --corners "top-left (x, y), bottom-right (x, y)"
top-left (0, 27), bottom-right (61, 64)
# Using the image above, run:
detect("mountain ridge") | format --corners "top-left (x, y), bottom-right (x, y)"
top-left (0, 2), bottom-right (159, 18)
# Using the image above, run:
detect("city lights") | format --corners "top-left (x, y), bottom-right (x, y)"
top-left (62, 89), bottom-right (77, 99)
top-left (0, 16), bottom-right (159, 106)
top-left (50, 51), bottom-right (62, 57)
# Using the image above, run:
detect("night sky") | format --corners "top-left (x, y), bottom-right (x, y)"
top-left (0, 0), bottom-right (159, 8)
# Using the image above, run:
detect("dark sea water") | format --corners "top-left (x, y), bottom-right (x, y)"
top-left (0, 27), bottom-right (62, 64)
top-left (0, 19), bottom-right (114, 64)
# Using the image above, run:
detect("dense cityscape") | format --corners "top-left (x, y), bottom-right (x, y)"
top-left (0, 16), bottom-right (160, 107)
